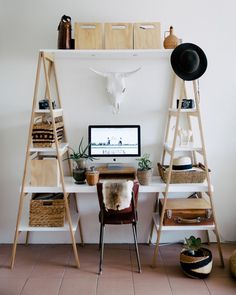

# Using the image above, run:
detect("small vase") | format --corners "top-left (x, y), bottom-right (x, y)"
top-left (163, 26), bottom-right (179, 49)
top-left (137, 169), bottom-right (152, 185)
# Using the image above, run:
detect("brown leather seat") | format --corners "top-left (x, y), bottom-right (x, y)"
top-left (97, 181), bottom-right (141, 274)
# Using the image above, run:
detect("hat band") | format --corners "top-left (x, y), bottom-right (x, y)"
top-left (172, 164), bottom-right (193, 170)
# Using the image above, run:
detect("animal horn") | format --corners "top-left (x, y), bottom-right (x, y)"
top-left (122, 67), bottom-right (142, 77)
top-left (90, 68), bottom-right (109, 77)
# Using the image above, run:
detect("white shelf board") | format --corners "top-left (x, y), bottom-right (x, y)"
top-left (19, 209), bottom-right (80, 232)
top-left (24, 176), bottom-right (212, 194)
top-left (169, 108), bottom-right (197, 115)
top-left (153, 213), bottom-right (215, 231)
top-left (41, 49), bottom-right (172, 60)
top-left (30, 142), bottom-right (69, 155)
top-left (164, 142), bottom-right (202, 153)
top-left (34, 108), bottom-right (63, 117)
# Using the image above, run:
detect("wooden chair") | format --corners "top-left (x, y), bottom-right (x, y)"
top-left (97, 181), bottom-right (141, 274)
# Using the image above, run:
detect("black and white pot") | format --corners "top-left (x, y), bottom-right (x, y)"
top-left (180, 248), bottom-right (213, 279)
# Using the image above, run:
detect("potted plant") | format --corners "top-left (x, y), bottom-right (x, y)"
top-left (65, 138), bottom-right (96, 184)
top-left (180, 235), bottom-right (213, 279)
top-left (136, 153), bottom-right (153, 185)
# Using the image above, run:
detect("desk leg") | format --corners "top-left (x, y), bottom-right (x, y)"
top-left (74, 193), bottom-right (84, 247)
top-left (148, 193), bottom-right (159, 245)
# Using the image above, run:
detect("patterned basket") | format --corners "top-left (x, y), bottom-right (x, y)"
top-left (32, 120), bottom-right (64, 148)
top-left (158, 163), bottom-right (209, 184)
top-left (29, 193), bottom-right (65, 227)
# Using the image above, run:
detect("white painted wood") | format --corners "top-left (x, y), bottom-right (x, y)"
top-left (164, 142), bottom-right (202, 152)
top-left (29, 142), bottom-right (68, 154)
top-left (34, 108), bottom-right (63, 117)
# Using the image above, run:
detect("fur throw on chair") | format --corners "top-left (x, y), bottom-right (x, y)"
top-left (102, 180), bottom-right (133, 210)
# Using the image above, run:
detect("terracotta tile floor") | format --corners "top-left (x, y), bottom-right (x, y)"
top-left (0, 243), bottom-right (235, 295)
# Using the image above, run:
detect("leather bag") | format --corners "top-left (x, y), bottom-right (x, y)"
top-left (57, 15), bottom-right (72, 49)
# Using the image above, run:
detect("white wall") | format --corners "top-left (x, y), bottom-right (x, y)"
top-left (0, 0), bottom-right (236, 243)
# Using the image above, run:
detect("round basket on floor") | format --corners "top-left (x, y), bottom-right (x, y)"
top-left (180, 248), bottom-right (213, 279)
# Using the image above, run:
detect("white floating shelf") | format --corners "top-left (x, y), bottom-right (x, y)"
top-left (153, 213), bottom-right (215, 231)
top-left (41, 49), bottom-right (172, 60)
top-left (24, 176), bottom-right (212, 194)
top-left (164, 142), bottom-right (202, 153)
top-left (19, 210), bottom-right (80, 232)
top-left (34, 108), bottom-right (63, 117)
top-left (30, 142), bottom-right (69, 155)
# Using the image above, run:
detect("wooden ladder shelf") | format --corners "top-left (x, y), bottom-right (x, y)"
top-left (11, 52), bottom-right (83, 269)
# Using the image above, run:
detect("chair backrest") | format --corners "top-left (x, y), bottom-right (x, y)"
top-left (97, 181), bottom-right (139, 213)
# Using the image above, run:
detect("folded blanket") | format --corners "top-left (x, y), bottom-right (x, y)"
top-left (102, 180), bottom-right (133, 210)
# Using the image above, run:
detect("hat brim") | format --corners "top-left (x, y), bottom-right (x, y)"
top-left (170, 43), bottom-right (207, 81)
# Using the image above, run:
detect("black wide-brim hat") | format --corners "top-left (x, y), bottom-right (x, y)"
top-left (170, 43), bottom-right (207, 81)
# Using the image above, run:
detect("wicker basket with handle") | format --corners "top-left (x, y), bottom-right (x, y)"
top-left (158, 163), bottom-right (209, 184)
top-left (29, 193), bottom-right (65, 227)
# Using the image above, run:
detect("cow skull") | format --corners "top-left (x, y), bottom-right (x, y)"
top-left (90, 67), bottom-right (141, 114)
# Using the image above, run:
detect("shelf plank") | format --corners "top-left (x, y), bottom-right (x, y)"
top-left (153, 213), bottom-right (215, 231)
top-left (41, 49), bottom-right (172, 60)
top-left (24, 176), bottom-right (212, 193)
top-left (169, 108), bottom-right (198, 116)
top-left (164, 142), bottom-right (202, 153)
top-left (29, 142), bottom-right (69, 155)
top-left (34, 109), bottom-right (63, 117)
top-left (19, 210), bottom-right (80, 232)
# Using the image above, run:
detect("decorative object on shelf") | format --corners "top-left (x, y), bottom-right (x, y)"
top-left (90, 67), bottom-right (141, 114)
top-left (104, 23), bottom-right (133, 49)
top-left (173, 156), bottom-right (192, 170)
top-left (57, 15), bottom-right (72, 49)
top-left (29, 193), bottom-right (65, 227)
top-left (159, 198), bottom-right (213, 226)
top-left (170, 43), bottom-right (207, 81)
top-left (134, 22), bottom-right (161, 49)
top-left (163, 26), bottom-right (179, 49)
top-left (86, 166), bottom-right (99, 186)
top-left (158, 162), bottom-right (208, 183)
top-left (32, 118), bottom-right (64, 148)
top-left (176, 98), bottom-right (195, 109)
top-left (136, 153), bottom-right (152, 185)
top-left (229, 250), bottom-right (236, 278)
top-left (74, 23), bottom-right (103, 49)
top-left (39, 99), bottom-right (56, 110)
top-left (65, 138), bottom-right (96, 184)
top-left (176, 127), bottom-right (193, 146)
top-left (180, 236), bottom-right (213, 279)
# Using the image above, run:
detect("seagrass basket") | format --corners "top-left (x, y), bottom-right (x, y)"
top-left (158, 163), bottom-right (209, 184)
top-left (29, 193), bottom-right (65, 227)
top-left (32, 120), bottom-right (64, 148)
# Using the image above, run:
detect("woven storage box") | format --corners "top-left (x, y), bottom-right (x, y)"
top-left (32, 120), bottom-right (64, 148)
top-left (158, 163), bottom-right (209, 183)
top-left (29, 193), bottom-right (65, 227)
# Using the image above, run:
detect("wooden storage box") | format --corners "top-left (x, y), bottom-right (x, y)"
top-left (104, 23), bottom-right (133, 49)
top-left (158, 163), bottom-right (208, 183)
top-left (30, 159), bottom-right (60, 187)
top-left (32, 120), bottom-right (63, 148)
top-left (29, 193), bottom-right (65, 227)
top-left (74, 22), bottom-right (103, 49)
top-left (159, 198), bottom-right (213, 226)
top-left (134, 22), bottom-right (161, 49)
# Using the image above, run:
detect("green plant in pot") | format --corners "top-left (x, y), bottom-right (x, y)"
top-left (136, 153), bottom-right (153, 185)
top-left (65, 138), bottom-right (96, 184)
top-left (180, 235), bottom-right (213, 279)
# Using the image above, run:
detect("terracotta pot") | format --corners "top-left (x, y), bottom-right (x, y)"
top-left (180, 248), bottom-right (213, 279)
top-left (86, 170), bottom-right (99, 186)
top-left (163, 26), bottom-right (179, 49)
top-left (137, 169), bottom-right (152, 185)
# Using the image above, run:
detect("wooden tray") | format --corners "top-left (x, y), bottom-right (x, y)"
top-left (74, 22), bottom-right (103, 49)
top-left (104, 23), bottom-right (133, 49)
top-left (134, 22), bottom-right (161, 49)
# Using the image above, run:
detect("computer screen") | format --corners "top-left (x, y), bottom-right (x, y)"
top-left (88, 125), bottom-right (141, 157)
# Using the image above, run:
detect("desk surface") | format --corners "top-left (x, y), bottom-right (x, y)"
top-left (24, 176), bottom-right (212, 194)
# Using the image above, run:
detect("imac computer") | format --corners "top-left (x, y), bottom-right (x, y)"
top-left (88, 125), bottom-right (141, 168)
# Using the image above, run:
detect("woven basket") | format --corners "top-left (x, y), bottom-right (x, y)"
top-left (32, 120), bottom-right (64, 148)
top-left (158, 163), bottom-right (209, 184)
top-left (29, 194), bottom-right (65, 227)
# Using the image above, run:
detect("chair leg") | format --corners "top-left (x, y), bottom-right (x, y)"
top-left (99, 224), bottom-right (105, 275)
top-left (99, 222), bottom-right (102, 250)
top-left (132, 223), bottom-right (141, 273)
